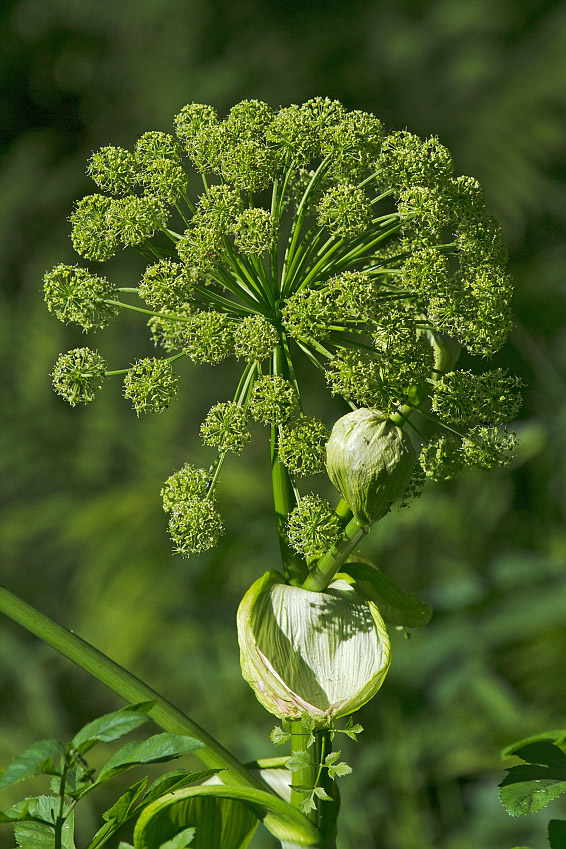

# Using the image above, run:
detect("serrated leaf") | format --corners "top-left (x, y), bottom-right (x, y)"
top-left (323, 751), bottom-right (341, 767)
top-left (286, 751), bottom-right (312, 772)
top-left (298, 793), bottom-right (316, 814)
top-left (103, 777), bottom-right (148, 822)
top-left (14, 809), bottom-right (75, 849)
top-left (313, 786), bottom-right (333, 801)
top-left (159, 827), bottom-right (196, 848)
top-left (97, 733), bottom-right (203, 782)
top-left (328, 762), bottom-right (352, 778)
top-left (71, 705), bottom-right (154, 753)
top-left (270, 727), bottom-right (291, 746)
top-left (340, 561), bottom-right (432, 628)
top-left (501, 763), bottom-right (566, 786)
top-left (499, 778), bottom-right (566, 816)
top-left (549, 819), bottom-right (566, 849)
top-left (0, 740), bottom-right (66, 791)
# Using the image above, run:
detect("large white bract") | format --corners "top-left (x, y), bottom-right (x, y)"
top-left (237, 570), bottom-right (391, 724)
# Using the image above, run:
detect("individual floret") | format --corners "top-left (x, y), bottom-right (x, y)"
top-left (161, 463), bottom-right (212, 512)
top-left (51, 348), bottom-right (107, 406)
top-left (232, 208), bottom-right (276, 255)
top-left (182, 311), bottom-right (234, 364)
top-left (86, 146), bottom-right (138, 195)
top-left (233, 315), bottom-right (279, 362)
top-left (200, 402), bottom-right (251, 454)
top-left (286, 495), bottom-right (342, 560)
top-left (461, 426), bottom-right (518, 470)
top-left (134, 131), bottom-right (182, 166)
top-left (139, 260), bottom-right (195, 310)
top-left (123, 357), bottom-right (178, 415)
top-left (168, 497), bottom-right (224, 556)
top-left (278, 416), bottom-right (329, 476)
top-left (248, 376), bottom-right (298, 425)
top-left (43, 263), bottom-right (119, 331)
top-left (317, 184), bottom-right (371, 239)
top-left (419, 434), bottom-right (464, 482)
top-left (70, 194), bottom-right (118, 261)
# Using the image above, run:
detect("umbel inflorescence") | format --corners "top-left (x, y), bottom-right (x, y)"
top-left (44, 98), bottom-right (521, 558)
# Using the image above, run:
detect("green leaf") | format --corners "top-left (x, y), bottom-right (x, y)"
top-left (159, 827), bottom-right (196, 848)
top-left (323, 751), bottom-right (340, 767)
top-left (328, 762), bottom-right (352, 779)
top-left (71, 704), bottom-right (155, 753)
top-left (144, 771), bottom-right (219, 806)
top-left (298, 793), bottom-right (317, 814)
top-left (313, 786), bottom-right (333, 801)
top-left (286, 751), bottom-right (313, 773)
top-left (97, 733), bottom-right (203, 782)
top-left (342, 719), bottom-right (363, 740)
top-left (133, 784), bottom-right (321, 849)
top-left (103, 778), bottom-right (148, 821)
top-left (511, 742), bottom-right (566, 769)
top-left (502, 731), bottom-right (566, 759)
top-left (499, 776), bottom-right (566, 816)
top-left (117, 844), bottom-right (135, 849)
top-left (270, 727), bottom-right (291, 746)
top-left (339, 561), bottom-right (432, 628)
top-left (14, 809), bottom-right (75, 849)
top-left (133, 788), bottom-right (258, 849)
top-left (0, 740), bottom-right (66, 791)
top-left (549, 820), bottom-right (566, 849)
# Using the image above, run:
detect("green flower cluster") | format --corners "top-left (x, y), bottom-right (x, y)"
top-left (286, 495), bottom-right (342, 560)
top-left (161, 463), bottom-right (224, 556)
top-left (44, 97), bottom-right (520, 557)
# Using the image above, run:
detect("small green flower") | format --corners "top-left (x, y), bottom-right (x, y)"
top-left (376, 131), bottom-right (453, 194)
top-left (278, 416), bottom-right (329, 476)
top-left (461, 425), bottom-right (518, 470)
top-left (70, 194), bottom-right (118, 261)
top-left (317, 183), bottom-right (371, 239)
top-left (286, 495), bottom-right (342, 560)
top-left (200, 402), bottom-right (251, 454)
top-left (139, 158), bottom-right (188, 206)
top-left (86, 146), bottom-right (138, 195)
top-left (168, 497), bottom-right (224, 556)
top-left (139, 260), bottom-right (195, 310)
top-left (123, 357), bottom-right (178, 415)
top-left (431, 369), bottom-right (523, 426)
top-left (232, 208), bottom-right (276, 255)
top-left (161, 463), bottom-right (212, 512)
top-left (419, 434), bottom-right (464, 482)
top-left (43, 263), bottom-right (118, 331)
top-left (248, 376), bottom-right (298, 425)
top-left (111, 195), bottom-right (167, 247)
top-left (233, 315), bottom-right (279, 362)
top-left (182, 311), bottom-right (234, 364)
top-left (173, 103), bottom-right (221, 171)
top-left (148, 306), bottom-right (196, 353)
top-left (134, 131), bottom-right (182, 166)
top-left (51, 348), bottom-right (107, 406)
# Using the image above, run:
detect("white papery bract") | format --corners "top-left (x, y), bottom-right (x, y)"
top-left (238, 570), bottom-right (391, 725)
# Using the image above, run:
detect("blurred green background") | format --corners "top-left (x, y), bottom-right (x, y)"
top-left (1, 0), bottom-right (565, 847)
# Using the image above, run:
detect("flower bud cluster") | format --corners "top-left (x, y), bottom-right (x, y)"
top-left (51, 348), bottom-right (107, 406)
top-left (123, 357), bottom-right (178, 415)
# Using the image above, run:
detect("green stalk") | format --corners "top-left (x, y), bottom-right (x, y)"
top-left (302, 516), bottom-right (368, 592)
top-left (290, 722), bottom-right (318, 815)
top-left (271, 345), bottom-right (308, 585)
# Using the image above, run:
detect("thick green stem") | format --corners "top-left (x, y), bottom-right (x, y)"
top-left (290, 725), bottom-right (338, 848)
top-left (302, 517), bottom-right (369, 592)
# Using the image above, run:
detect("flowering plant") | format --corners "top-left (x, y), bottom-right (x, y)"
top-left (0, 98), bottom-right (520, 848)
